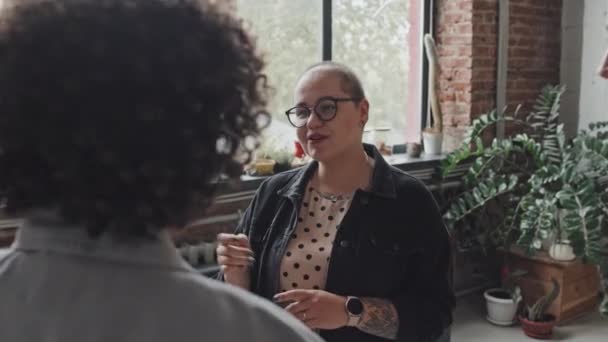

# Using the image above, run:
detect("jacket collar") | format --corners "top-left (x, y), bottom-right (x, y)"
top-left (277, 143), bottom-right (397, 200)
top-left (12, 210), bottom-right (190, 271)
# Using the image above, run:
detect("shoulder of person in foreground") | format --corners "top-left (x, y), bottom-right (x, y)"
top-left (0, 248), bottom-right (9, 260)
top-left (175, 272), bottom-right (324, 342)
top-left (0, 248), bottom-right (12, 272)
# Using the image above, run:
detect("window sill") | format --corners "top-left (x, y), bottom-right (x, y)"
top-left (217, 153), bottom-right (466, 195)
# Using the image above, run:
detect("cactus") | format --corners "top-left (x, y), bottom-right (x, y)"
top-left (423, 33), bottom-right (442, 134)
top-left (526, 278), bottom-right (560, 321)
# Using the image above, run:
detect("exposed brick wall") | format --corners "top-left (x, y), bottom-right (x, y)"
top-left (435, 0), bottom-right (474, 152)
top-left (507, 0), bottom-right (562, 108)
top-left (471, 0), bottom-right (498, 117)
top-left (435, 0), bottom-right (562, 150)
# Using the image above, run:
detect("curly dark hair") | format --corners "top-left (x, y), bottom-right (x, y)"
top-left (0, 0), bottom-right (268, 237)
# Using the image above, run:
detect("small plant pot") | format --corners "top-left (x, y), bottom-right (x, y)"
top-left (406, 142), bottom-right (422, 158)
top-left (519, 315), bottom-right (556, 339)
top-left (549, 241), bottom-right (575, 261)
top-left (422, 131), bottom-right (443, 155)
top-left (252, 159), bottom-right (276, 176)
top-left (484, 288), bottom-right (518, 326)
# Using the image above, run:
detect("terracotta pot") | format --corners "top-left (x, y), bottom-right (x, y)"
top-left (519, 315), bottom-right (556, 339)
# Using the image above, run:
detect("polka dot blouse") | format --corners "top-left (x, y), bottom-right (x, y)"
top-left (279, 183), bottom-right (352, 292)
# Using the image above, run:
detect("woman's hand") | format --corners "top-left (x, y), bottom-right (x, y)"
top-left (274, 289), bottom-right (348, 330)
top-left (216, 233), bottom-right (254, 290)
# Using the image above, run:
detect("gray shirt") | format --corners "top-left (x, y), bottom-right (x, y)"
top-left (0, 214), bottom-right (323, 342)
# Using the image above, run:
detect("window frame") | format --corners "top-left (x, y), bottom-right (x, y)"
top-left (321, 0), bottom-right (433, 139)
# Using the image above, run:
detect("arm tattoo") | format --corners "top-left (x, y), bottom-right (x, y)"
top-left (357, 297), bottom-right (399, 340)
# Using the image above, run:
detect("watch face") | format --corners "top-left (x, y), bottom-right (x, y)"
top-left (347, 297), bottom-right (364, 315)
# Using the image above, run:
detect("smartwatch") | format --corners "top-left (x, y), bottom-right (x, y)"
top-left (345, 296), bottom-right (364, 327)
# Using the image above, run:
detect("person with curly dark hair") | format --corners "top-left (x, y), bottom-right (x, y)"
top-left (0, 1), bottom-right (323, 341)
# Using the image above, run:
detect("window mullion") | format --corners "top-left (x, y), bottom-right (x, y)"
top-left (322, 0), bottom-right (332, 61)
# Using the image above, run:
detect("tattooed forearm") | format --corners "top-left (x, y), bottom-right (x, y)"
top-left (357, 297), bottom-right (399, 340)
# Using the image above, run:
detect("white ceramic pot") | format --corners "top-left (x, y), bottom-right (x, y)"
top-left (422, 131), bottom-right (443, 155)
top-left (484, 288), bottom-right (518, 326)
top-left (549, 242), bottom-right (576, 261)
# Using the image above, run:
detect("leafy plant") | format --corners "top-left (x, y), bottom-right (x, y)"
top-left (524, 278), bottom-right (560, 322)
top-left (441, 85), bottom-right (608, 315)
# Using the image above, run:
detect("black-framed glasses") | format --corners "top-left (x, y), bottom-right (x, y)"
top-left (284, 96), bottom-right (362, 128)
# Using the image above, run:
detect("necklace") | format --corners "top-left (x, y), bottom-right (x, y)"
top-left (312, 154), bottom-right (373, 203)
top-left (313, 188), bottom-right (352, 203)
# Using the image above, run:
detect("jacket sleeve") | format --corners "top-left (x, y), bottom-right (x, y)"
top-left (390, 186), bottom-right (454, 342)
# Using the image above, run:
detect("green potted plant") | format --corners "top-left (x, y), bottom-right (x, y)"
top-left (441, 85), bottom-right (608, 316)
top-left (519, 278), bottom-right (561, 339)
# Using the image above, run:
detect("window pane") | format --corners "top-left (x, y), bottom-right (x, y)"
top-left (333, 0), bottom-right (422, 144)
top-left (235, 0), bottom-right (322, 147)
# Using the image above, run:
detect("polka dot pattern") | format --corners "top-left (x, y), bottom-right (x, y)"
top-left (279, 182), bottom-right (352, 291)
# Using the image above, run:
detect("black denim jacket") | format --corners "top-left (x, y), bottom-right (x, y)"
top-left (227, 145), bottom-right (454, 342)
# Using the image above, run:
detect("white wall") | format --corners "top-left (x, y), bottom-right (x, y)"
top-left (560, 0), bottom-right (585, 137)
top-left (561, 0), bottom-right (608, 135)
top-left (579, 0), bottom-right (608, 130)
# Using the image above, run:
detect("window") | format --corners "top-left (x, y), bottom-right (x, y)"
top-left (235, 0), bottom-right (430, 148)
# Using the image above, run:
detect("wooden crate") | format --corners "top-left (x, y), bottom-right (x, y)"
top-left (509, 248), bottom-right (601, 324)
